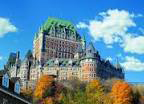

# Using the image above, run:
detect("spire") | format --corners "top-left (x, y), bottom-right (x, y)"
top-left (81, 34), bottom-right (86, 50)
top-left (82, 34), bottom-right (86, 42)
top-left (87, 41), bottom-right (97, 53)
top-left (25, 50), bottom-right (33, 59)
top-left (15, 51), bottom-right (20, 65)
top-left (15, 51), bottom-right (20, 77)
top-left (39, 26), bottom-right (44, 33)
top-left (115, 57), bottom-right (121, 69)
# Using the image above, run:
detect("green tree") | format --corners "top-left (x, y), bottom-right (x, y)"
top-left (86, 80), bottom-right (104, 104)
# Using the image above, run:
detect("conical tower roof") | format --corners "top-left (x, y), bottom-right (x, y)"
top-left (84, 42), bottom-right (99, 59)
top-left (87, 42), bottom-right (97, 53)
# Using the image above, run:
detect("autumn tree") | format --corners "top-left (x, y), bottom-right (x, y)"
top-left (33, 75), bottom-right (63, 104)
top-left (103, 78), bottom-right (123, 93)
top-left (103, 93), bottom-right (113, 104)
top-left (33, 75), bottom-right (54, 100)
top-left (86, 80), bottom-right (104, 104)
top-left (111, 80), bottom-right (133, 104)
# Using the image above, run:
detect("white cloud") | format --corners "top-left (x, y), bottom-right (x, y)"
top-left (107, 45), bottom-right (113, 48)
top-left (76, 22), bottom-right (88, 28)
top-left (139, 28), bottom-right (144, 34)
top-left (0, 56), bottom-right (3, 61)
top-left (77, 9), bottom-right (144, 54)
top-left (106, 56), bottom-right (113, 61)
top-left (77, 9), bottom-right (136, 45)
top-left (123, 35), bottom-right (144, 54)
top-left (116, 53), bottom-right (124, 60)
top-left (117, 53), bottom-right (122, 57)
top-left (0, 17), bottom-right (17, 37)
top-left (121, 56), bottom-right (144, 71)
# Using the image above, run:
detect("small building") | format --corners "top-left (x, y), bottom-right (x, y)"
top-left (0, 71), bottom-right (31, 104)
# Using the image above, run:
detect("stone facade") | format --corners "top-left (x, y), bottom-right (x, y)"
top-left (5, 18), bottom-right (124, 88)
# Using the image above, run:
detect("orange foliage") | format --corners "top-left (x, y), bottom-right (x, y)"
top-left (33, 75), bottom-right (54, 99)
top-left (111, 81), bottom-right (133, 104)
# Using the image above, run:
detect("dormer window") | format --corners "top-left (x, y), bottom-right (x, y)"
top-left (14, 81), bottom-right (20, 94)
top-left (2, 73), bottom-right (9, 88)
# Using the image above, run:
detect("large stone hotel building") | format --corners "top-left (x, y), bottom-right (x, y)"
top-left (4, 18), bottom-right (124, 88)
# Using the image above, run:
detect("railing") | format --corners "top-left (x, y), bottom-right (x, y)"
top-left (0, 87), bottom-right (31, 104)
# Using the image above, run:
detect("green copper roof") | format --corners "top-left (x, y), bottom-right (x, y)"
top-left (46, 58), bottom-right (80, 67)
top-left (34, 17), bottom-right (81, 40)
top-left (42, 17), bottom-right (75, 32)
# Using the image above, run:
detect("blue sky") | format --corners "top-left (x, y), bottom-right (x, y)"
top-left (0, 0), bottom-right (144, 82)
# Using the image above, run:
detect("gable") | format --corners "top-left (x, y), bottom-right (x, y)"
top-left (14, 81), bottom-right (20, 94)
top-left (2, 73), bottom-right (9, 88)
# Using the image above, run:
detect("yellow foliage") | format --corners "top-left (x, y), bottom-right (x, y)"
top-left (86, 80), bottom-right (104, 104)
top-left (103, 93), bottom-right (113, 104)
top-left (86, 80), bottom-right (103, 94)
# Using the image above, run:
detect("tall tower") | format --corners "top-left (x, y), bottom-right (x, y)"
top-left (33, 18), bottom-right (83, 64)
top-left (81, 42), bottom-right (100, 81)
top-left (33, 27), bottom-right (45, 65)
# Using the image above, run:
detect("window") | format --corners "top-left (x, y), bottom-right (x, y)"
top-left (14, 81), bottom-right (20, 94)
top-left (2, 73), bottom-right (9, 88)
